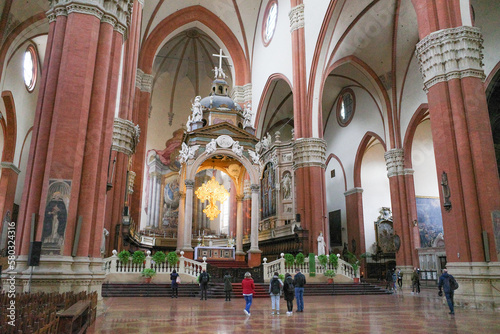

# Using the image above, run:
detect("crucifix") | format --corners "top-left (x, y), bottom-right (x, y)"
top-left (212, 48), bottom-right (228, 78)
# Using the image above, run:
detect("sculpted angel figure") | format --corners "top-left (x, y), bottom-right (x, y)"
top-left (191, 96), bottom-right (203, 122)
top-left (232, 141), bottom-right (243, 157)
top-left (243, 103), bottom-right (253, 128)
top-left (205, 138), bottom-right (217, 155)
top-left (248, 150), bottom-right (260, 165)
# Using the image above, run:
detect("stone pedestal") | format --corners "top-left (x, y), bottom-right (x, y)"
top-left (446, 262), bottom-right (500, 310)
top-left (247, 250), bottom-right (262, 268)
top-left (181, 250), bottom-right (194, 260)
top-left (1, 255), bottom-right (105, 299)
top-left (235, 251), bottom-right (246, 262)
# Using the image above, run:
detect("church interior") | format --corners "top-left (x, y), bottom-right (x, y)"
top-left (0, 0), bottom-right (500, 332)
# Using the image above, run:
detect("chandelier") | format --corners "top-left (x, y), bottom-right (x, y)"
top-left (195, 176), bottom-right (229, 220)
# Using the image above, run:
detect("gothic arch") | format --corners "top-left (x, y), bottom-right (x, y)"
top-left (403, 104), bottom-right (429, 168)
top-left (1, 91), bottom-right (17, 163)
top-left (353, 131), bottom-right (386, 188)
top-left (325, 153), bottom-right (347, 192)
top-left (138, 5), bottom-right (249, 85)
top-left (254, 73), bottom-right (293, 138)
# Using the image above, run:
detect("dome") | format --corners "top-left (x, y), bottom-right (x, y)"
top-left (200, 95), bottom-right (242, 111)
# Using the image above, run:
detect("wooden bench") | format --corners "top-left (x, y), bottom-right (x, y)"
top-left (56, 300), bottom-right (90, 334)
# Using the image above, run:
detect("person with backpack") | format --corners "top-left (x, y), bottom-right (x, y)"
top-left (241, 272), bottom-right (255, 316)
top-left (170, 269), bottom-right (179, 298)
top-left (283, 273), bottom-right (295, 315)
top-left (269, 272), bottom-right (283, 315)
top-left (397, 268), bottom-right (403, 289)
top-left (223, 271), bottom-right (233, 301)
top-left (411, 267), bottom-right (420, 294)
top-left (438, 268), bottom-right (458, 315)
top-left (293, 268), bottom-right (306, 312)
top-left (198, 269), bottom-right (210, 300)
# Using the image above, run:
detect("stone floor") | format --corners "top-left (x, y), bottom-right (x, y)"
top-left (88, 288), bottom-right (500, 333)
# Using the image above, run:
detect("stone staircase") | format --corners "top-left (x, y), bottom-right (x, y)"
top-left (102, 282), bottom-right (390, 298)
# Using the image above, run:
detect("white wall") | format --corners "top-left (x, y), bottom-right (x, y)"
top-left (325, 157), bottom-right (347, 247)
top-left (411, 119), bottom-right (439, 197)
top-left (360, 142), bottom-right (391, 252)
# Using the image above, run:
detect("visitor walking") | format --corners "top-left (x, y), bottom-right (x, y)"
top-left (293, 268), bottom-right (306, 312)
top-left (223, 271), bottom-right (233, 301)
top-left (438, 269), bottom-right (457, 315)
top-left (269, 272), bottom-right (283, 315)
top-left (170, 270), bottom-right (179, 298)
top-left (283, 273), bottom-right (295, 315)
top-left (397, 268), bottom-right (403, 289)
top-left (392, 269), bottom-right (398, 292)
top-left (242, 272), bottom-right (255, 316)
top-left (198, 269), bottom-right (210, 300)
top-left (411, 268), bottom-right (420, 294)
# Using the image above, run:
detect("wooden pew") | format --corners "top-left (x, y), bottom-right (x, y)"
top-left (56, 300), bottom-right (91, 334)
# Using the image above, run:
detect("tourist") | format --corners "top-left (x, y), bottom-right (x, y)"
top-left (269, 271), bottom-right (283, 315)
top-left (283, 273), bottom-right (295, 315)
top-left (385, 269), bottom-right (393, 291)
top-left (397, 268), bottom-right (403, 289)
top-left (242, 272), bottom-right (255, 316)
top-left (224, 271), bottom-right (233, 301)
top-left (438, 269), bottom-right (457, 315)
top-left (198, 269), bottom-right (210, 300)
top-left (293, 268), bottom-right (306, 312)
top-left (411, 268), bottom-right (420, 294)
top-left (392, 269), bottom-right (398, 292)
top-left (170, 270), bottom-right (179, 298)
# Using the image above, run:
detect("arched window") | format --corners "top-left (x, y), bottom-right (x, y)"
top-left (336, 88), bottom-right (355, 126)
top-left (262, 1), bottom-right (278, 46)
top-left (24, 45), bottom-right (38, 92)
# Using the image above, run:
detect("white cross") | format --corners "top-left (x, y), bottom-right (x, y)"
top-left (212, 48), bottom-right (228, 70)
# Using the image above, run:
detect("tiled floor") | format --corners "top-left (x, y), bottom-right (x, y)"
top-left (88, 289), bottom-right (500, 333)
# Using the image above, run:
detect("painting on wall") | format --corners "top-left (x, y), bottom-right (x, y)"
top-left (161, 174), bottom-right (180, 228)
top-left (416, 196), bottom-right (444, 248)
top-left (41, 180), bottom-right (71, 255)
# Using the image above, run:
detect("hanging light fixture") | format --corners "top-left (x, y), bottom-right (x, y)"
top-left (195, 174), bottom-right (229, 221)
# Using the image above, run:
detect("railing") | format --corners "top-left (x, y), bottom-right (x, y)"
top-left (102, 250), bottom-right (206, 279)
top-left (262, 254), bottom-right (357, 281)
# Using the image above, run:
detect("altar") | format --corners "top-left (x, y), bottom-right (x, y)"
top-left (195, 246), bottom-right (235, 260)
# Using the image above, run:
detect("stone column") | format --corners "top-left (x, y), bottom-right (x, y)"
top-left (176, 190), bottom-right (186, 251)
top-left (182, 179), bottom-right (195, 258)
top-left (293, 138), bottom-right (327, 254)
top-left (235, 195), bottom-right (245, 260)
top-left (384, 149), bottom-right (413, 267)
top-left (414, 1), bottom-right (500, 308)
top-left (247, 184), bottom-right (262, 267)
top-left (344, 188), bottom-right (365, 255)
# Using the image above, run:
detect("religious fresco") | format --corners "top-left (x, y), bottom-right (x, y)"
top-left (41, 180), bottom-right (71, 255)
top-left (161, 174), bottom-right (180, 228)
top-left (261, 163), bottom-right (276, 219)
top-left (416, 196), bottom-right (444, 248)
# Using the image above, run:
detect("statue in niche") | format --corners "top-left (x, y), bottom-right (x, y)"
top-left (42, 193), bottom-right (67, 247)
top-left (100, 228), bottom-right (109, 256)
top-left (243, 103), bottom-right (253, 128)
top-left (317, 232), bottom-right (326, 256)
top-left (282, 172), bottom-right (292, 200)
top-left (191, 96), bottom-right (203, 122)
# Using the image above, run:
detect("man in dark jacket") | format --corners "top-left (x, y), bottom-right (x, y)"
top-left (293, 268), bottom-right (306, 312)
top-left (438, 269), bottom-right (455, 314)
top-left (199, 270), bottom-right (210, 300)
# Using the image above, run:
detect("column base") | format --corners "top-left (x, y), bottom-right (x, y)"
top-left (247, 250), bottom-right (262, 268)
top-left (1, 255), bottom-right (105, 299)
top-left (446, 262), bottom-right (500, 311)
top-left (399, 265), bottom-right (414, 289)
top-left (235, 251), bottom-right (246, 262)
top-left (181, 250), bottom-right (194, 260)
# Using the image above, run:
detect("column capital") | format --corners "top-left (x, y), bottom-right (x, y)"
top-left (384, 148), bottom-right (405, 178)
top-left (250, 184), bottom-right (260, 192)
top-left (230, 83), bottom-right (252, 104)
top-left (415, 26), bottom-right (485, 92)
top-left (185, 179), bottom-right (195, 188)
top-left (136, 69), bottom-right (154, 93)
top-left (344, 187), bottom-right (363, 197)
top-left (236, 195), bottom-right (245, 201)
top-left (293, 137), bottom-right (326, 170)
top-left (112, 118), bottom-right (140, 156)
top-left (289, 4), bottom-right (305, 33)
top-left (0, 162), bottom-right (21, 174)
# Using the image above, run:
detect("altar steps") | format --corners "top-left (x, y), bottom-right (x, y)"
top-left (102, 282), bottom-right (390, 298)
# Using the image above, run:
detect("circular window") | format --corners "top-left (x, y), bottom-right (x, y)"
top-left (262, 1), bottom-right (278, 46)
top-left (23, 45), bottom-right (38, 92)
top-left (336, 89), bottom-right (355, 126)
